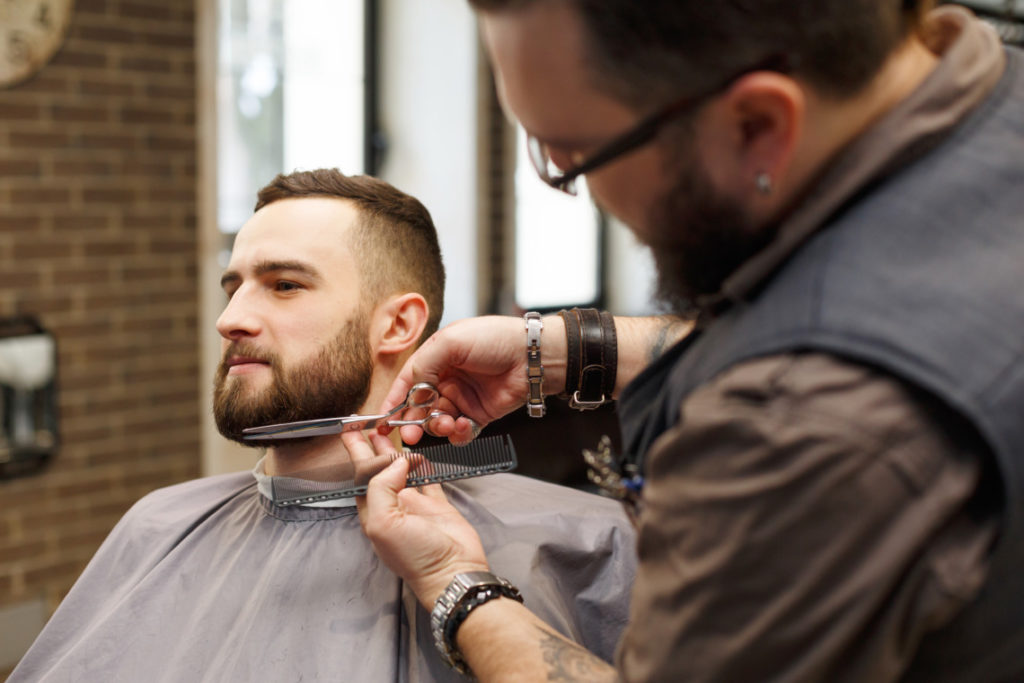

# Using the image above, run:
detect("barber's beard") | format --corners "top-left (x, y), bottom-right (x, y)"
top-left (213, 315), bottom-right (374, 447)
top-left (644, 145), bottom-right (775, 316)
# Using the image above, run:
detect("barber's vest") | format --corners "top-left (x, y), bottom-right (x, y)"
top-left (619, 47), bottom-right (1024, 681)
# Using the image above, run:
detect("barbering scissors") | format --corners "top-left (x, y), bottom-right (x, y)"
top-left (241, 382), bottom-right (445, 441)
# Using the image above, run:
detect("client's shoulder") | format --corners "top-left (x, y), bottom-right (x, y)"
top-left (126, 470), bottom-right (256, 524)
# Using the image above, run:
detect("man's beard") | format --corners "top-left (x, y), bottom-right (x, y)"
top-left (213, 315), bottom-right (374, 447)
top-left (644, 144), bottom-right (776, 316)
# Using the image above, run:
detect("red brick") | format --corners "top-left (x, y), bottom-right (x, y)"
top-left (82, 187), bottom-right (136, 203)
top-left (117, 1), bottom-right (174, 20)
top-left (119, 56), bottom-right (173, 73)
top-left (76, 0), bottom-right (111, 14)
top-left (54, 473), bottom-right (117, 498)
top-left (0, 540), bottom-right (48, 563)
top-left (83, 239), bottom-right (139, 257)
top-left (51, 103), bottom-right (110, 123)
top-left (0, 269), bottom-right (43, 289)
top-left (145, 135), bottom-right (194, 152)
top-left (120, 106), bottom-right (174, 125)
top-left (14, 73), bottom-right (71, 95)
top-left (148, 236), bottom-right (193, 253)
top-left (77, 133), bottom-right (138, 150)
top-left (144, 83), bottom-right (193, 100)
top-left (0, 102), bottom-right (43, 120)
top-left (0, 214), bottom-right (43, 231)
top-left (0, 159), bottom-right (42, 176)
top-left (52, 267), bottom-right (114, 286)
top-left (11, 242), bottom-right (73, 260)
top-left (146, 187), bottom-right (193, 203)
top-left (79, 79), bottom-right (135, 97)
top-left (121, 212), bottom-right (168, 230)
top-left (51, 318), bottom-right (112, 337)
top-left (50, 48), bottom-right (109, 69)
top-left (8, 130), bottom-right (71, 148)
top-left (56, 527), bottom-right (111, 555)
top-left (120, 159), bottom-right (175, 177)
top-left (14, 294), bottom-right (74, 315)
top-left (140, 31), bottom-right (193, 49)
top-left (8, 187), bottom-right (73, 205)
top-left (23, 558), bottom-right (89, 591)
top-left (51, 214), bottom-right (113, 234)
top-left (75, 25), bottom-right (137, 46)
top-left (52, 160), bottom-right (115, 177)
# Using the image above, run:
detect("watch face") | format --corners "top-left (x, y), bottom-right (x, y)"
top-left (0, 0), bottom-right (75, 88)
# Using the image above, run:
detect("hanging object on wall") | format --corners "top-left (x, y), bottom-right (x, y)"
top-left (0, 316), bottom-right (59, 479)
top-left (0, 0), bottom-right (75, 89)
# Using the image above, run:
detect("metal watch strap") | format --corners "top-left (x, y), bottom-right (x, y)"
top-left (431, 571), bottom-right (524, 676)
top-left (524, 312), bottom-right (545, 417)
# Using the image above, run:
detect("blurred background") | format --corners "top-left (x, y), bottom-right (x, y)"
top-left (0, 0), bottom-right (1020, 676)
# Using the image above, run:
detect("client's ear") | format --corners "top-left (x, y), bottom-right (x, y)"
top-left (371, 292), bottom-right (428, 357)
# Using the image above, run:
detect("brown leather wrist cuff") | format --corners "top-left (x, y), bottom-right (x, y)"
top-left (559, 308), bottom-right (617, 410)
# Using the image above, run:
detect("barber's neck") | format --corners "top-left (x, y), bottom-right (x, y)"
top-left (773, 35), bottom-right (939, 218)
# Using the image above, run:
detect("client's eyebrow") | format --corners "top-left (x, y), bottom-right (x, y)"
top-left (220, 259), bottom-right (323, 291)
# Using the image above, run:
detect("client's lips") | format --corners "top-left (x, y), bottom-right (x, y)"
top-left (225, 356), bottom-right (270, 373)
top-left (227, 356), bottom-right (268, 367)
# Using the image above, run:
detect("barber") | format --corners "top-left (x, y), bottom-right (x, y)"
top-left (346, 1), bottom-right (1024, 680)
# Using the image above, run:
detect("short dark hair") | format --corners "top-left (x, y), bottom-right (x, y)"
top-left (255, 169), bottom-right (445, 342)
top-left (469, 0), bottom-right (936, 107)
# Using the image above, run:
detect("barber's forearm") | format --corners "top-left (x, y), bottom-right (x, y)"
top-left (612, 315), bottom-right (692, 394)
top-left (456, 597), bottom-right (617, 683)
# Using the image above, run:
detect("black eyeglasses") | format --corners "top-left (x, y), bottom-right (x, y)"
top-left (526, 54), bottom-right (794, 195)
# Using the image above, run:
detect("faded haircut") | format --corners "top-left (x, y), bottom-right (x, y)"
top-left (255, 169), bottom-right (445, 342)
top-left (469, 0), bottom-right (937, 108)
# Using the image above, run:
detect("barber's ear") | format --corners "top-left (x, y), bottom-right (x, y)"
top-left (371, 293), bottom-right (428, 357)
top-left (711, 71), bottom-right (804, 197)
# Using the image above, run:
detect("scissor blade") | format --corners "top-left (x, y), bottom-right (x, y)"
top-left (242, 416), bottom-right (384, 440)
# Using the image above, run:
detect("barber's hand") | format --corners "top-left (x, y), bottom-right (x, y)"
top-left (380, 315), bottom-right (562, 444)
top-left (342, 430), bottom-right (491, 608)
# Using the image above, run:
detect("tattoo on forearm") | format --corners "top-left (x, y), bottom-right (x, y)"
top-left (648, 318), bottom-right (688, 362)
top-left (536, 627), bottom-right (616, 682)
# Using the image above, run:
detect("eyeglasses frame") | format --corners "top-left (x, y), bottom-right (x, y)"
top-left (526, 54), bottom-right (795, 195)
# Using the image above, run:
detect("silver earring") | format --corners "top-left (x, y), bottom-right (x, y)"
top-left (755, 172), bottom-right (772, 195)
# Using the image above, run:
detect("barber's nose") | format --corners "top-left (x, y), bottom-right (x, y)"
top-left (216, 290), bottom-right (262, 341)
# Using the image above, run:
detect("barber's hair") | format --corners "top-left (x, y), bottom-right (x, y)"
top-left (469, 0), bottom-right (936, 107)
top-left (255, 169), bottom-right (445, 342)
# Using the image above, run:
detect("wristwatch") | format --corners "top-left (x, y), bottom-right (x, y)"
top-left (431, 571), bottom-right (523, 675)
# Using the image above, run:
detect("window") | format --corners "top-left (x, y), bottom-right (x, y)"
top-left (217, 0), bottom-right (368, 253)
top-left (513, 128), bottom-right (603, 311)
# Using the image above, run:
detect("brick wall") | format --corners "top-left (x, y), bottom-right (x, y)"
top-left (0, 0), bottom-right (200, 672)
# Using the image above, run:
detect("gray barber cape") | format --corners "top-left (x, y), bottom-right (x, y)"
top-left (11, 468), bottom-right (635, 682)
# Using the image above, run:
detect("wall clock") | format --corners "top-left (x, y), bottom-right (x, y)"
top-left (0, 0), bottom-right (75, 88)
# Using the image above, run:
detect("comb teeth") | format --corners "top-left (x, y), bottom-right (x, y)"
top-left (405, 435), bottom-right (517, 486)
top-left (271, 435), bottom-right (518, 506)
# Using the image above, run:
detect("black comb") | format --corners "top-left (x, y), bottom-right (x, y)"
top-left (269, 434), bottom-right (518, 507)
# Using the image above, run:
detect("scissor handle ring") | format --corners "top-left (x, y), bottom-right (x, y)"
top-left (405, 382), bottom-right (439, 410)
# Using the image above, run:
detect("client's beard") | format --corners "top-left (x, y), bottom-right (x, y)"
top-left (645, 146), bottom-right (776, 316)
top-left (213, 315), bottom-right (374, 447)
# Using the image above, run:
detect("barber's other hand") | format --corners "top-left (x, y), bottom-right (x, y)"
top-left (343, 430), bottom-right (491, 608)
top-left (379, 315), bottom-right (563, 444)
